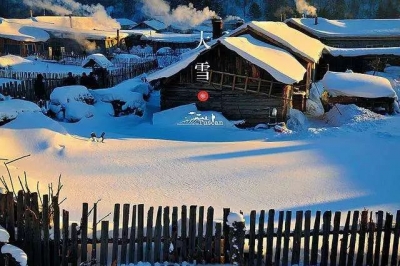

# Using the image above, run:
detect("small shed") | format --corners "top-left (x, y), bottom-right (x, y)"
top-left (321, 71), bottom-right (397, 113)
top-left (82, 53), bottom-right (113, 68)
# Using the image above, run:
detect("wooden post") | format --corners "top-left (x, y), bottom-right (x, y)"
top-left (366, 211), bottom-right (375, 266)
top-left (181, 205), bottom-right (187, 261)
top-left (31, 193), bottom-right (41, 266)
top-left (256, 211), bottom-right (265, 266)
top-left (244, 76), bottom-right (249, 93)
top-left (220, 73), bottom-right (224, 88)
top-left (311, 211), bottom-right (321, 266)
top-left (91, 203), bottom-right (97, 261)
top-left (100, 221), bottom-right (109, 266)
top-left (6, 192), bottom-right (15, 241)
top-left (223, 208), bottom-right (230, 261)
top-left (205, 206), bottom-right (214, 263)
top-left (62, 210), bottom-right (69, 266)
top-left (268, 82), bottom-right (273, 96)
top-left (162, 206), bottom-right (170, 262)
top-left (374, 211), bottom-right (384, 266)
top-left (356, 210), bottom-right (368, 266)
top-left (330, 211), bottom-right (341, 266)
top-left (381, 212), bottom-right (393, 266)
top-left (16, 191), bottom-right (24, 242)
top-left (304, 210), bottom-right (312, 266)
top-left (391, 210), bottom-right (400, 266)
top-left (248, 210), bottom-right (256, 266)
top-left (81, 203), bottom-right (88, 263)
top-left (282, 211), bottom-right (291, 266)
top-left (172, 206), bottom-right (178, 262)
top-left (276, 211), bottom-right (285, 266)
top-left (339, 211), bottom-right (351, 266)
top-left (154, 206), bottom-right (162, 263)
top-left (112, 204), bottom-right (120, 264)
top-left (292, 211), bottom-right (303, 265)
top-left (257, 79), bottom-right (261, 93)
top-left (43, 195), bottom-right (50, 266)
top-left (145, 206), bottom-right (154, 263)
top-left (266, 209), bottom-right (275, 266)
top-left (197, 206), bottom-right (205, 263)
top-left (53, 196), bottom-right (60, 266)
top-left (128, 205), bottom-right (137, 263)
top-left (232, 75), bottom-right (236, 90)
top-left (214, 222), bottom-right (222, 263)
top-left (188, 205), bottom-right (197, 263)
top-left (121, 204), bottom-right (130, 264)
top-left (321, 211), bottom-right (331, 266)
top-left (347, 211), bottom-right (359, 266)
top-left (137, 204), bottom-right (144, 262)
top-left (71, 223), bottom-right (78, 266)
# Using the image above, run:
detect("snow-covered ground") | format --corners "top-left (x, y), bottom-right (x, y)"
top-left (1, 85), bottom-right (400, 225)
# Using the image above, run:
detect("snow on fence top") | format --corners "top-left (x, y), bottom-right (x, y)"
top-left (220, 34), bottom-right (306, 84)
top-left (286, 17), bottom-right (400, 38)
top-left (325, 46), bottom-right (400, 57)
top-left (0, 18), bottom-right (49, 42)
top-left (231, 21), bottom-right (325, 63)
top-left (82, 54), bottom-right (113, 69)
top-left (322, 71), bottom-right (397, 99)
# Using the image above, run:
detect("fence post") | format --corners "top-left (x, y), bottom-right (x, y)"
top-left (91, 202), bottom-right (97, 262)
top-left (111, 203), bottom-right (120, 264)
top-left (266, 209), bottom-right (275, 266)
top-left (248, 210), bottom-right (256, 266)
top-left (227, 212), bottom-right (245, 265)
top-left (128, 205), bottom-right (137, 263)
top-left (162, 206), bottom-right (170, 262)
top-left (282, 211), bottom-right (292, 266)
top-left (145, 206), bottom-right (154, 263)
top-left (154, 206), bottom-right (162, 263)
top-left (81, 203), bottom-right (88, 263)
top-left (121, 204), bottom-right (130, 264)
top-left (181, 205), bottom-right (187, 262)
top-left (62, 210), bottom-right (69, 266)
top-left (205, 206), bottom-right (214, 263)
top-left (42, 195), bottom-right (50, 266)
top-left (100, 221), bottom-right (109, 266)
top-left (71, 223), bottom-right (78, 266)
top-left (256, 210), bottom-right (265, 266)
top-left (53, 196), bottom-right (60, 266)
top-left (137, 204), bottom-right (144, 262)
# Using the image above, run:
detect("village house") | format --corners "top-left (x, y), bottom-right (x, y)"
top-left (286, 17), bottom-right (400, 78)
top-left (0, 18), bottom-right (49, 57)
top-left (147, 21), bottom-right (325, 127)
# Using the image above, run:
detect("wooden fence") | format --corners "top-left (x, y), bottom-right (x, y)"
top-left (0, 60), bottom-right (157, 101)
top-left (1, 190), bottom-right (400, 266)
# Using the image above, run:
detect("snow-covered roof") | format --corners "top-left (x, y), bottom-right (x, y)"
top-left (322, 71), bottom-right (397, 98)
top-left (33, 16), bottom-right (120, 31)
top-left (140, 32), bottom-right (210, 43)
top-left (230, 21), bottom-right (325, 63)
top-left (116, 18), bottom-right (137, 27)
top-left (0, 18), bottom-right (49, 42)
top-left (286, 17), bottom-right (400, 38)
top-left (82, 54), bottom-right (113, 68)
top-left (220, 35), bottom-right (306, 84)
top-left (325, 46), bottom-right (400, 57)
top-left (134, 19), bottom-right (167, 31)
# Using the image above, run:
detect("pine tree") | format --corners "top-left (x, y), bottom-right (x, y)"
top-left (249, 2), bottom-right (262, 20)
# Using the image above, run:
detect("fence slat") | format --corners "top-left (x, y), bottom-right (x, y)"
top-left (62, 210), bottom-right (69, 266)
top-left (282, 211), bottom-right (291, 266)
top-left (81, 203), bottom-right (89, 263)
top-left (356, 210), bottom-right (368, 266)
top-left (145, 206), bottom-right (154, 263)
top-left (197, 206), bottom-right (205, 263)
top-left (347, 211), bottom-right (360, 266)
top-left (53, 196), bottom-right (60, 266)
top-left (188, 205), bottom-right (197, 263)
top-left (330, 211), bottom-right (341, 266)
top-left (137, 204), bottom-right (144, 262)
top-left (6, 192), bottom-right (15, 242)
top-left (91, 203), bottom-right (97, 261)
top-left (17, 191), bottom-right (24, 243)
top-left (163, 206), bottom-right (170, 262)
top-left (32, 193), bottom-right (41, 266)
top-left (100, 221), bottom-right (109, 266)
top-left (266, 209), bottom-right (275, 266)
top-left (248, 210), bottom-right (256, 266)
top-left (321, 211), bottom-right (331, 266)
top-left (215, 222), bottom-right (222, 263)
top-left (391, 210), bottom-right (400, 266)
top-left (71, 222), bottom-right (78, 266)
top-left (381, 212), bottom-right (393, 266)
top-left (205, 206), bottom-right (214, 263)
top-left (275, 210), bottom-right (284, 266)
top-left (121, 204), bottom-right (130, 264)
top-left (374, 211), bottom-right (384, 266)
top-left (256, 210), bottom-right (265, 266)
top-left (366, 211), bottom-right (375, 266)
top-left (112, 204), bottom-right (121, 264)
top-left (339, 211), bottom-right (351, 266)
top-left (292, 211), bottom-right (303, 265)
top-left (43, 195), bottom-right (50, 266)
top-left (154, 206), bottom-right (162, 263)
top-left (128, 205), bottom-right (137, 263)
top-left (181, 205), bottom-right (187, 262)
top-left (223, 208), bottom-right (230, 261)
top-left (311, 211), bottom-right (321, 266)
top-left (172, 206), bottom-right (178, 262)
top-left (303, 210), bottom-right (311, 266)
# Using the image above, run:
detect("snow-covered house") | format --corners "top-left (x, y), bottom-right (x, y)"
top-left (116, 18), bottom-right (137, 30)
top-left (321, 71), bottom-right (397, 114)
top-left (131, 19), bottom-right (167, 32)
top-left (139, 32), bottom-right (211, 52)
top-left (0, 18), bottom-right (50, 56)
top-left (147, 21), bottom-right (325, 126)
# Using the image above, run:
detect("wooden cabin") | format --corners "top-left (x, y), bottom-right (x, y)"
top-left (147, 28), bottom-right (316, 127)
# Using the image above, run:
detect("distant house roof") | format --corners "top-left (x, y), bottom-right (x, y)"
top-left (140, 32), bottom-right (211, 43)
top-left (322, 71), bottom-right (396, 98)
top-left (82, 53), bottom-right (113, 68)
top-left (148, 34), bottom-right (307, 84)
top-left (116, 18), bottom-right (137, 28)
top-left (0, 18), bottom-right (49, 42)
top-left (132, 19), bottom-right (167, 31)
top-left (230, 21), bottom-right (325, 63)
top-left (286, 17), bottom-right (400, 39)
top-left (325, 46), bottom-right (400, 57)
top-left (33, 16), bottom-right (121, 31)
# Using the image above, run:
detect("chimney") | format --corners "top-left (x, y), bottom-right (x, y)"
top-left (314, 16), bottom-right (318, 25)
top-left (212, 17), bottom-right (223, 39)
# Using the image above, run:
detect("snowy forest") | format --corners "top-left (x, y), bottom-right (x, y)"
top-left (1, 0), bottom-right (399, 21)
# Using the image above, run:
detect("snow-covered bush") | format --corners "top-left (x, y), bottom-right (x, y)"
top-left (323, 104), bottom-right (383, 127)
top-left (287, 109), bottom-right (308, 131)
top-left (0, 99), bottom-right (41, 126)
top-left (0, 93), bottom-right (4, 101)
top-left (307, 83), bottom-right (325, 117)
top-left (0, 225), bottom-right (27, 266)
top-left (48, 86), bottom-right (95, 122)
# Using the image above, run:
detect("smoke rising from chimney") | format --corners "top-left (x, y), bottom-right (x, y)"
top-left (294, 0), bottom-right (317, 16)
top-left (142, 0), bottom-right (216, 30)
top-left (23, 0), bottom-right (120, 30)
